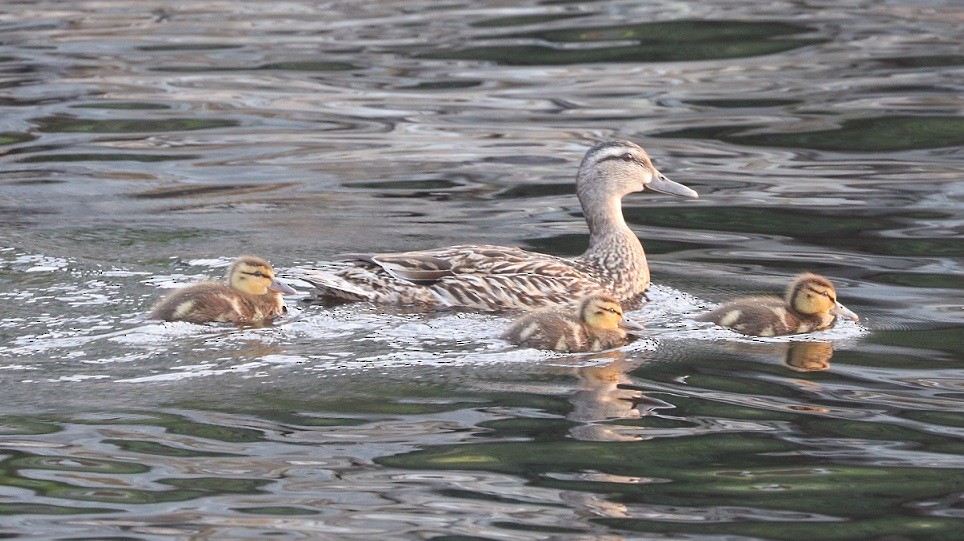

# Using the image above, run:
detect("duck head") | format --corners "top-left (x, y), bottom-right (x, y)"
top-left (576, 140), bottom-right (698, 204)
top-left (579, 293), bottom-right (643, 332)
top-left (226, 255), bottom-right (297, 296)
top-left (787, 273), bottom-right (859, 322)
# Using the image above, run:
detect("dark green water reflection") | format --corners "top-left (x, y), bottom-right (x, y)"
top-left (423, 20), bottom-right (822, 65)
top-left (0, 0), bottom-right (961, 538)
top-left (33, 115), bottom-right (239, 134)
top-left (658, 116), bottom-right (964, 151)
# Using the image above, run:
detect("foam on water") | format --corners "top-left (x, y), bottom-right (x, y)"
top-left (0, 1), bottom-right (961, 536)
top-left (642, 283), bottom-right (868, 344)
top-left (0, 253), bottom-right (867, 385)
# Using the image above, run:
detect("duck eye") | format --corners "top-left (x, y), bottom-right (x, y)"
top-left (621, 153), bottom-right (635, 162)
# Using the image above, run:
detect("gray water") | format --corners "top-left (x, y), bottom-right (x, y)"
top-left (1, 1), bottom-right (962, 539)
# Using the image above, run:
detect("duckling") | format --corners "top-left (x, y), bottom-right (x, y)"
top-left (696, 273), bottom-right (859, 336)
top-left (294, 140), bottom-right (698, 311)
top-left (150, 256), bottom-right (296, 324)
top-left (502, 293), bottom-right (642, 352)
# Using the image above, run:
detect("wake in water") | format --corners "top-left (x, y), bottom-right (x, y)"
top-left (0, 249), bottom-right (868, 385)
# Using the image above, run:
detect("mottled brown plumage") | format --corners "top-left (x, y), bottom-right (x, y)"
top-left (149, 256), bottom-right (296, 324)
top-left (294, 140), bottom-right (698, 311)
top-left (696, 273), bottom-right (859, 336)
top-left (502, 293), bottom-right (641, 352)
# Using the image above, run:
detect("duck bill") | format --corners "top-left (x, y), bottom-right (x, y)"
top-left (619, 318), bottom-right (645, 332)
top-left (646, 172), bottom-right (699, 199)
top-left (269, 278), bottom-right (298, 295)
top-left (831, 302), bottom-right (859, 322)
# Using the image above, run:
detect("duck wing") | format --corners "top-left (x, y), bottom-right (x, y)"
top-left (428, 271), bottom-right (607, 311)
top-left (296, 244), bottom-right (608, 310)
top-left (338, 252), bottom-right (454, 285)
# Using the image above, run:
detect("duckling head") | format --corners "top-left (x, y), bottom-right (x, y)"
top-left (226, 256), bottom-right (297, 296)
top-left (576, 140), bottom-right (698, 206)
top-left (787, 273), bottom-right (859, 321)
top-left (579, 293), bottom-right (633, 331)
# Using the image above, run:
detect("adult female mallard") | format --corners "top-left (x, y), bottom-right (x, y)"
top-left (150, 255), bottom-right (296, 324)
top-left (696, 273), bottom-right (859, 336)
top-left (502, 293), bottom-right (642, 352)
top-left (295, 140), bottom-right (698, 311)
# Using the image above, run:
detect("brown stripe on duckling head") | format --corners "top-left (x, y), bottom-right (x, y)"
top-left (578, 292), bottom-right (624, 330)
top-left (226, 255), bottom-right (273, 280)
top-left (786, 272), bottom-right (833, 301)
top-left (577, 292), bottom-right (616, 318)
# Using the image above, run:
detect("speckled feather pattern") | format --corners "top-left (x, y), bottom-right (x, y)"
top-left (501, 304), bottom-right (632, 352)
top-left (297, 140), bottom-right (688, 312)
top-left (150, 281), bottom-right (286, 324)
top-left (696, 295), bottom-right (836, 336)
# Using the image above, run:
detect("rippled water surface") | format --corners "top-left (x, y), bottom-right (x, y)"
top-left (1, 1), bottom-right (962, 539)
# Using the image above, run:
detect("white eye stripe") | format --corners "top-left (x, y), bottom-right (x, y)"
top-left (589, 145), bottom-right (644, 164)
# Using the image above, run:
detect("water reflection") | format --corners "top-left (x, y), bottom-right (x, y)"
top-left (784, 341), bottom-right (833, 373)
top-left (658, 115), bottom-right (964, 152)
top-left (561, 356), bottom-right (676, 442)
top-left (421, 19), bottom-right (824, 65)
top-left (1, 0), bottom-right (963, 538)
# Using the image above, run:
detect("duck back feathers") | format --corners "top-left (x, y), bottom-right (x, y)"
top-left (502, 308), bottom-right (630, 352)
top-left (149, 256), bottom-right (292, 324)
top-left (696, 295), bottom-right (831, 336)
top-left (502, 294), bottom-right (635, 352)
top-left (149, 281), bottom-right (286, 324)
top-left (697, 273), bottom-right (858, 337)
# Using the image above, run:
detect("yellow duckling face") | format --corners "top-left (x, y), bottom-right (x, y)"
top-left (579, 294), bottom-right (626, 330)
top-left (787, 273), bottom-right (859, 321)
top-left (226, 256), bottom-right (296, 296)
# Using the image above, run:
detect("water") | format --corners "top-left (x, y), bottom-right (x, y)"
top-left (1, 1), bottom-right (962, 538)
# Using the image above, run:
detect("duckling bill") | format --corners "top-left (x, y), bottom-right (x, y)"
top-left (502, 293), bottom-right (642, 352)
top-left (149, 256), bottom-right (296, 324)
top-left (697, 273), bottom-right (858, 336)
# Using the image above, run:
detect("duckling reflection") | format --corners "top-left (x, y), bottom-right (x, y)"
top-left (502, 293), bottom-right (642, 353)
top-left (783, 341), bottom-right (833, 372)
top-left (703, 339), bottom-right (834, 374)
top-left (697, 273), bottom-right (858, 336)
top-left (563, 356), bottom-right (674, 442)
top-left (150, 256), bottom-right (296, 325)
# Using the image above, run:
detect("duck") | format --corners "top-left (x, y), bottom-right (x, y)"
top-left (293, 140), bottom-right (698, 311)
top-left (501, 293), bottom-right (642, 352)
top-left (149, 255), bottom-right (297, 324)
top-left (696, 273), bottom-right (859, 336)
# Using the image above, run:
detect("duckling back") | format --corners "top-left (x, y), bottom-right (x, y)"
top-left (502, 306), bottom-right (630, 352)
top-left (149, 281), bottom-right (286, 324)
top-left (696, 295), bottom-right (830, 336)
